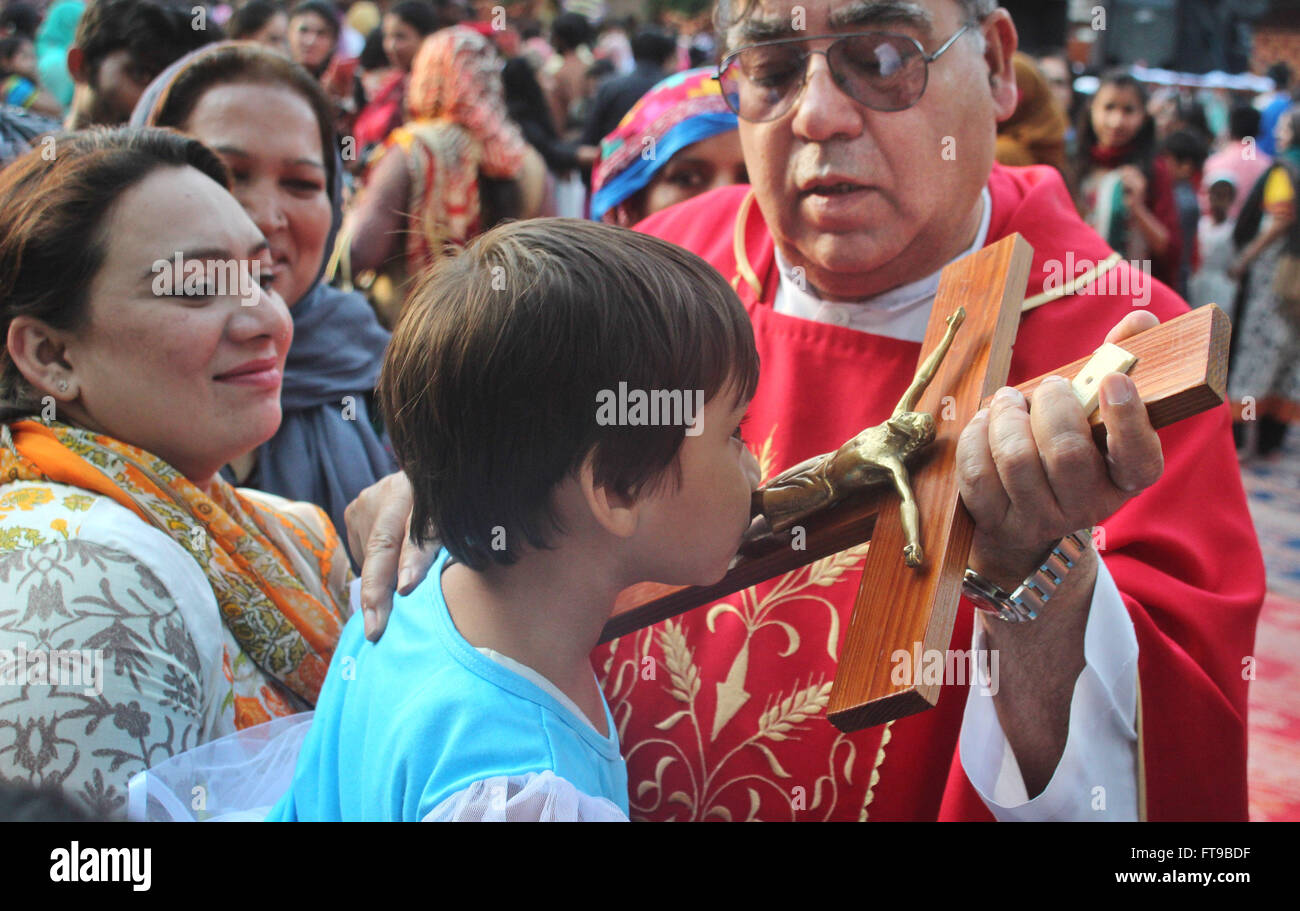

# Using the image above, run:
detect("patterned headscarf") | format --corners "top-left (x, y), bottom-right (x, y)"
top-left (405, 25), bottom-right (528, 179)
top-left (1, 421), bottom-right (348, 714)
top-left (590, 67), bottom-right (738, 222)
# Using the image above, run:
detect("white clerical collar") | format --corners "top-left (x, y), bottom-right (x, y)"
top-left (772, 187), bottom-right (992, 343)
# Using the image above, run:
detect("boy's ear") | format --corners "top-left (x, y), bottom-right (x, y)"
top-left (577, 455), bottom-right (639, 539)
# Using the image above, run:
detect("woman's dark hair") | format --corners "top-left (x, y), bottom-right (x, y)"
top-left (0, 126), bottom-right (229, 416)
top-left (0, 3), bottom-right (40, 41)
top-left (379, 217), bottom-right (760, 571)
top-left (1169, 95), bottom-right (1212, 146)
top-left (586, 58), bottom-right (615, 81)
top-left (1161, 129), bottom-right (1207, 170)
top-left (1071, 70), bottom-right (1157, 185)
top-left (503, 56), bottom-right (555, 138)
top-left (145, 43), bottom-right (338, 205)
top-left (1227, 104), bottom-right (1260, 142)
top-left (358, 25), bottom-right (387, 69)
top-left (388, 0), bottom-right (440, 37)
top-left (228, 0), bottom-right (286, 40)
top-left (73, 0), bottom-right (222, 87)
top-left (551, 12), bottom-right (591, 53)
top-left (0, 35), bottom-right (29, 74)
top-left (289, 0), bottom-right (339, 38)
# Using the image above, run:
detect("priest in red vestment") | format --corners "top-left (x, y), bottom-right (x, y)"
top-left (350, 0), bottom-right (1263, 821)
top-left (592, 0), bottom-right (1263, 821)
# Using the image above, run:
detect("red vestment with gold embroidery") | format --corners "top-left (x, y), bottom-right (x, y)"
top-left (596, 164), bottom-right (1263, 821)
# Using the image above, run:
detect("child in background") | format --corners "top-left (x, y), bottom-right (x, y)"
top-left (0, 35), bottom-right (61, 118)
top-left (1189, 174), bottom-right (1239, 320)
top-left (1071, 70), bottom-right (1183, 289)
top-left (269, 218), bottom-right (762, 821)
top-left (1162, 129), bottom-right (1208, 299)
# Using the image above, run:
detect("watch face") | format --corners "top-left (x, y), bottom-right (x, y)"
top-left (961, 572), bottom-right (1008, 615)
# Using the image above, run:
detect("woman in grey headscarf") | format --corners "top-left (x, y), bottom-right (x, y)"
top-left (132, 42), bottom-right (395, 554)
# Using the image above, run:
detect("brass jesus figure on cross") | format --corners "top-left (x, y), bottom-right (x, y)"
top-left (753, 307), bottom-right (967, 568)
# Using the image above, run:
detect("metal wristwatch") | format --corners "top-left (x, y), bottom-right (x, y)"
top-left (962, 529), bottom-right (1093, 622)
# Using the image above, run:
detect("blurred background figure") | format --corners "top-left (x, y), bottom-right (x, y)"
top-left (580, 24), bottom-right (675, 149)
top-left (1189, 173), bottom-right (1239, 317)
top-left (227, 0), bottom-right (290, 54)
top-left (1037, 51), bottom-right (1076, 130)
top-left (33, 0), bottom-right (83, 111)
top-left (501, 54), bottom-right (596, 216)
top-left (995, 52), bottom-right (1068, 173)
top-left (590, 66), bottom-right (741, 226)
top-left (1230, 106), bottom-right (1300, 461)
top-left (1203, 104), bottom-right (1273, 221)
top-left (1071, 69), bottom-right (1182, 289)
top-left (1162, 128), bottom-right (1209, 298)
top-left (288, 0), bottom-right (339, 78)
top-left (287, 0), bottom-right (359, 146)
top-left (343, 25), bottom-right (545, 325)
top-left (64, 0), bottom-right (218, 128)
top-left (0, 93), bottom-right (60, 168)
top-left (1258, 63), bottom-right (1293, 158)
top-left (0, 2), bottom-right (40, 41)
top-left (592, 15), bottom-right (633, 75)
top-left (0, 34), bottom-right (63, 117)
top-left (351, 0), bottom-right (439, 157)
top-left (542, 10), bottom-right (592, 142)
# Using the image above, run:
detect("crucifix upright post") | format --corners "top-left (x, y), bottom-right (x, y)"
top-left (825, 233), bottom-right (1031, 730)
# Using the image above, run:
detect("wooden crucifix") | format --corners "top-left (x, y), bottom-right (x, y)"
top-left (599, 233), bottom-right (1231, 733)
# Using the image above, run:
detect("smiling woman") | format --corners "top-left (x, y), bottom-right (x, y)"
top-left (0, 127), bottom-right (352, 818)
top-left (131, 42), bottom-right (397, 546)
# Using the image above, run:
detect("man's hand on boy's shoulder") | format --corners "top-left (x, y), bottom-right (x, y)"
top-left (346, 471), bottom-right (437, 641)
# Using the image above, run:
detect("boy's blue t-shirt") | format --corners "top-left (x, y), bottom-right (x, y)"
top-left (268, 548), bottom-right (628, 820)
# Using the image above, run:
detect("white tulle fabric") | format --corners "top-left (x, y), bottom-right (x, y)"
top-left (127, 716), bottom-right (627, 822)
top-left (127, 712), bottom-right (315, 822)
top-left (423, 771), bottom-right (628, 822)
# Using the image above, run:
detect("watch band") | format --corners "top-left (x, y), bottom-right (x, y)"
top-left (962, 529), bottom-right (1093, 622)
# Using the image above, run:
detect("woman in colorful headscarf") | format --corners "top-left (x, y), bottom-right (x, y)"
top-left (0, 127), bottom-right (350, 819)
top-left (343, 25), bottom-right (545, 323)
top-left (590, 66), bottom-right (745, 226)
top-left (130, 42), bottom-right (396, 550)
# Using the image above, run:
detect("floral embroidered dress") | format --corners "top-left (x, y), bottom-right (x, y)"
top-left (0, 421), bottom-right (350, 818)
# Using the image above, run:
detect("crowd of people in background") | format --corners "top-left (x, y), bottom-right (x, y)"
top-left (1000, 51), bottom-right (1299, 461)
top-left (0, 0), bottom-right (1292, 820)
top-left (2, 2), bottom-right (1294, 441)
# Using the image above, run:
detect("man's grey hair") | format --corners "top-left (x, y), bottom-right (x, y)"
top-left (716, 0), bottom-right (1000, 49)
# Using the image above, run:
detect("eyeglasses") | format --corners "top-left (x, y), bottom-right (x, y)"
top-left (715, 24), bottom-right (971, 123)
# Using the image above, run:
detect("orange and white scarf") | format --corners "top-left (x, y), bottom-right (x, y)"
top-left (1, 420), bottom-right (349, 714)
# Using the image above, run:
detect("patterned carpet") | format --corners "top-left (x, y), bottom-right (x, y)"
top-left (1239, 434), bottom-right (1300, 822)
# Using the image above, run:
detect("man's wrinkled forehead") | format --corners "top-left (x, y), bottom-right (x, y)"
top-left (726, 0), bottom-right (939, 49)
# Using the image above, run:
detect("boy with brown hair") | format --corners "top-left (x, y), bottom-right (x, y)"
top-left (269, 218), bottom-right (762, 820)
